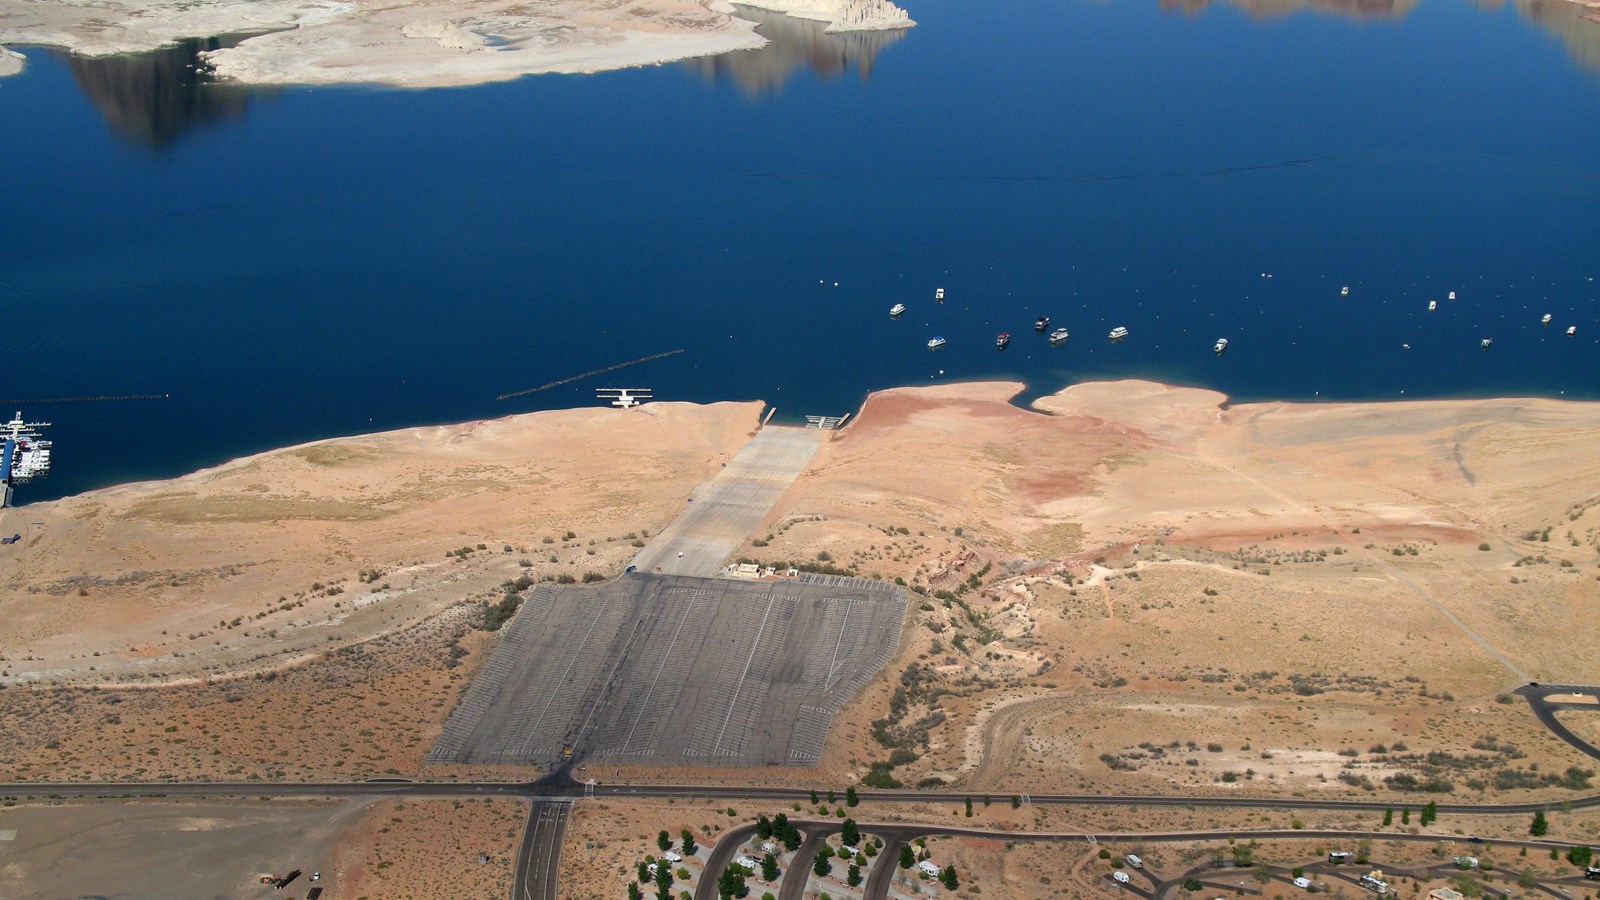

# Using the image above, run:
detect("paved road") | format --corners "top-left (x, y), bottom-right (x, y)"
top-left (1517, 683), bottom-right (1600, 762)
top-left (863, 834), bottom-right (906, 900)
top-left (9, 780), bottom-right (1600, 816)
top-left (691, 822), bottom-right (758, 900)
top-left (778, 831), bottom-right (828, 900)
top-left (628, 426), bottom-right (820, 577)
top-left (512, 801), bottom-right (569, 900)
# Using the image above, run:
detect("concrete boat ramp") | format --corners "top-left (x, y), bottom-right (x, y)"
top-left (627, 425), bottom-right (821, 577)
top-left (428, 423), bottom-right (906, 769)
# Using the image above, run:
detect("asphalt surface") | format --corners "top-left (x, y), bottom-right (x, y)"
top-left (11, 779), bottom-right (1600, 815)
top-left (691, 822), bottom-right (758, 900)
top-left (511, 800), bottom-right (569, 900)
top-left (628, 426), bottom-right (820, 577)
top-left (1517, 682), bottom-right (1600, 762)
top-left (428, 574), bottom-right (904, 768)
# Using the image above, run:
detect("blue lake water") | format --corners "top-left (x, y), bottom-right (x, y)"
top-left (1, 0), bottom-right (1598, 502)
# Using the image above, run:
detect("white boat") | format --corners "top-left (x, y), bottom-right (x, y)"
top-left (1481, 337), bottom-right (1493, 349)
top-left (889, 303), bottom-right (905, 317)
top-left (1428, 300), bottom-right (1437, 311)
top-left (935, 288), bottom-right (945, 302)
top-left (1108, 326), bottom-right (1129, 341)
top-left (1568, 326), bottom-right (1578, 336)
top-left (1542, 314), bottom-right (1553, 325)
top-left (1340, 285), bottom-right (1350, 297)
top-left (1448, 291), bottom-right (1457, 301)
top-left (1048, 327), bottom-right (1070, 343)
top-left (927, 336), bottom-right (946, 350)
top-left (1214, 337), bottom-right (1228, 354)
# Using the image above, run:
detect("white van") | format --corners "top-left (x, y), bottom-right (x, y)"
top-left (1125, 854), bottom-right (1143, 869)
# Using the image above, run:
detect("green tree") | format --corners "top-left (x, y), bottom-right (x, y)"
top-left (841, 818), bottom-right (860, 848)
top-left (638, 863), bottom-right (651, 883)
top-left (846, 786), bottom-right (859, 807)
top-left (717, 867), bottom-right (748, 900)
top-left (1567, 845), bottom-right (1593, 867)
top-left (761, 853), bottom-right (779, 882)
top-left (1383, 808), bottom-right (1394, 826)
top-left (755, 815), bottom-right (772, 840)
top-left (1182, 878), bottom-right (1204, 892)
top-left (847, 864), bottom-right (863, 887)
top-left (940, 865), bottom-right (960, 890)
top-left (1421, 802), bottom-right (1438, 826)
top-left (1402, 808), bottom-right (1411, 825)
top-left (1518, 868), bottom-right (1539, 889)
top-left (1293, 867), bottom-right (1305, 879)
top-left (1531, 810), bottom-right (1549, 836)
top-left (1011, 795), bottom-right (1022, 809)
top-left (681, 829), bottom-right (698, 855)
top-left (629, 882), bottom-right (643, 900)
top-left (964, 796), bottom-right (974, 817)
top-left (656, 863), bottom-right (673, 892)
top-left (658, 830), bottom-right (672, 852)
top-left (828, 789), bottom-right (837, 803)
top-left (810, 789), bottom-right (819, 804)
top-left (900, 845), bottom-right (916, 869)
top-left (814, 853), bottom-right (832, 877)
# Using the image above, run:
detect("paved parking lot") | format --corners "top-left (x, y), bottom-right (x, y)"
top-left (428, 574), bottom-right (904, 768)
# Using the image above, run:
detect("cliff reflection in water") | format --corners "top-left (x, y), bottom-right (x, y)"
top-left (687, 5), bottom-right (906, 96)
top-left (66, 36), bottom-right (262, 148)
top-left (1158, 0), bottom-right (1419, 20)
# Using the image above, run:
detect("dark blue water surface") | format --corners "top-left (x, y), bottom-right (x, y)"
top-left (1, 0), bottom-right (1598, 501)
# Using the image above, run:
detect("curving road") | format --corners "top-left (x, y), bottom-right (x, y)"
top-left (1516, 683), bottom-right (1600, 762)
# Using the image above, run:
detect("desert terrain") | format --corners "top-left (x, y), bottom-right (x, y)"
top-left (2, 379), bottom-right (1600, 897)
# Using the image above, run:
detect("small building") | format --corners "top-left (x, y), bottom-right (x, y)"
top-left (1112, 871), bottom-right (1131, 884)
top-left (917, 860), bottom-right (941, 877)
top-left (759, 842), bottom-right (777, 855)
top-left (1294, 877), bottom-right (1313, 889)
top-left (734, 855), bottom-right (760, 871)
top-left (1430, 888), bottom-right (1466, 900)
top-left (662, 851), bottom-right (682, 863)
top-left (1360, 871), bottom-right (1390, 894)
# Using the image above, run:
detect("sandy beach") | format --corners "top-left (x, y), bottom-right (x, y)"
top-left (0, 45), bottom-right (22, 75)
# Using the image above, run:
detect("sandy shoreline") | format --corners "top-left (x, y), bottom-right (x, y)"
top-left (0, 0), bottom-right (912, 87)
top-left (0, 45), bottom-right (22, 75)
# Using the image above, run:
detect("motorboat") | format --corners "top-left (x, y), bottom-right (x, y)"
top-left (1034, 316), bottom-right (1050, 331)
top-left (1568, 326), bottom-right (1578, 336)
top-left (1108, 326), bottom-right (1129, 342)
top-left (1049, 327), bottom-right (1070, 343)
top-left (996, 332), bottom-right (1010, 349)
top-left (935, 288), bottom-right (945, 302)
top-left (889, 303), bottom-right (905, 317)
top-left (1340, 286), bottom-right (1350, 297)
top-left (1214, 337), bottom-right (1228, 354)
top-left (1428, 300), bottom-right (1437, 311)
top-left (1542, 314), bottom-right (1553, 325)
top-left (1481, 337), bottom-right (1493, 349)
top-left (1448, 291), bottom-right (1457, 301)
top-left (927, 336), bottom-right (947, 350)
